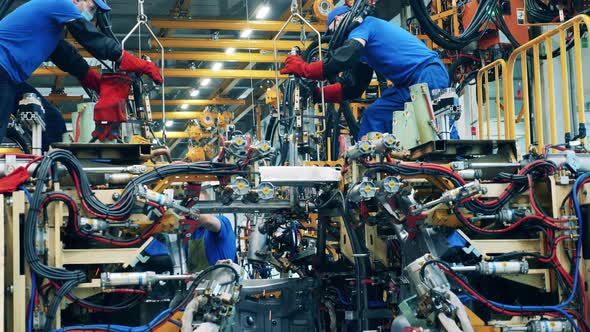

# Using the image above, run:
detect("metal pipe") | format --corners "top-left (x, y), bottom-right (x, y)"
top-left (485, 70), bottom-right (491, 139)
top-left (495, 65), bottom-right (501, 139)
top-left (559, 29), bottom-right (572, 139)
top-left (521, 54), bottom-right (531, 148)
top-left (468, 162), bottom-right (520, 168)
top-left (532, 44), bottom-right (544, 149)
top-left (573, 24), bottom-right (585, 145)
top-left (545, 38), bottom-right (557, 145)
top-left (477, 69), bottom-right (484, 139)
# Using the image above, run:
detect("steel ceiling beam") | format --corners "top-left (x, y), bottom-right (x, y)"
top-left (67, 38), bottom-right (303, 51)
top-left (62, 111), bottom-right (212, 121)
top-left (150, 99), bottom-right (244, 106)
top-left (150, 18), bottom-right (326, 33)
top-left (33, 68), bottom-right (287, 79)
top-left (79, 51), bottom-right (287, 62)
top-left (149, 38), bottom-right (308, 50)
top-left (162, 69), bottom-right (284, 79)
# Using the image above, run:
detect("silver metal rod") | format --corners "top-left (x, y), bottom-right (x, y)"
top-left (469, 163), bottom-right (521, 168)
top-left (450, 266), bottom-right (477, 272)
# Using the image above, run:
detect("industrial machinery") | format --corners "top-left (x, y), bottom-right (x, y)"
top-left (1, 1), bottom-right (589, 332)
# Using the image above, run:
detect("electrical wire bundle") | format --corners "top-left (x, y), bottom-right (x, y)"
top-left (328, 0), bottom-right (377, 50)
top-left (22, 149), bottom-right (245, 331)
top-left (360, 159), bottom-right (587, 330)
top-left (526, 0), bottom-right (572, 23)
top-left (43, 149), bottom-right (243, 221)
top-left (410, 0), bottom-right (498, 50)
top-left (52, 263), bottom-right (241, 332)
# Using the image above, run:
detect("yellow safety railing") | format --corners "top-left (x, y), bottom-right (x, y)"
top-left (477, 59), bottom-right (513, 140)
top-left (476, 14), bottom-right (590, 149)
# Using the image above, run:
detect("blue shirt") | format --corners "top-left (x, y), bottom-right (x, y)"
top-left (145, 216), bottom-right (237, 265)
top-left (191, 215), bottom-right (237, 265)
top-left (348, 16), bottom-right (441, 86)
top-left (0, 0), bottom-right (82, 83)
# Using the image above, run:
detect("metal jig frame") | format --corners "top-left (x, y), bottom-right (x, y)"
top-left (273, 0), bottom-right (326, 138)
top-left (121, 0), bottom-right (167, 140)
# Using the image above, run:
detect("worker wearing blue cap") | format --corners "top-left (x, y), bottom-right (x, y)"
top-left (0, 0), bottom-right (163, 148)
top-left (281, 6), bottom-right (453, 140)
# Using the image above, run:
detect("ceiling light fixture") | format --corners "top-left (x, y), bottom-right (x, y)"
top-left (212, 62), bottom-right (223, 71)
top-left (240, 29), bottom-right (252, 38)
top-left (256, 5), bottom-right (271, 19)
top-left (166, 120), bottom-right (174, 127)
top-left (200, 78), bottom-right (211, 87)
top-left (225, 48), bottom-right (236, 55)
top-left (190, 89), bottom-right (200, 97)
top-left (181, 104), bottom-right (189, 110)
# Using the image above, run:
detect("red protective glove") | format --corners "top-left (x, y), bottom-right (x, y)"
top-left (313, 83), bottom-right (343, 104)
top-left (94, 73), bottom-right (132, 124)
top-left (279, 55), bottom-right (324, 81)
top-left (119, 51), bottom-right (164, 85)
top-left (0, 167), bottom-right (30, 193)
top-left (80, 68), bottom-right (101, 93)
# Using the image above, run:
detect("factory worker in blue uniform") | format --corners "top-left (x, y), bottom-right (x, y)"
top-left (145, 213), bottom-right (237, 272)
top-left (184, 213), bottom-right (237, 272)
top-left (0, 0), bottom-right (163, 149)
top-left (280, 6), bottom-right (454, 140)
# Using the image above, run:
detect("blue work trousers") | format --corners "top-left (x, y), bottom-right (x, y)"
top-left (358, 62), bottom-right (452, 139)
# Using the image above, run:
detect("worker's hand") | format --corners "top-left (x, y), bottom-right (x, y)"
top-left (119, 51), bottom-right (164, 85)
top-left (280, 55), bottom-right (324, 80)
top-left (313, 83), bottom-right (343, 104)
top-left (80, 68), bottom-right (101, 93)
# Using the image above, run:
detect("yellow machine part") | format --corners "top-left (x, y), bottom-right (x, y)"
top-left (265, 87), bottom-right (280, 105)
top-left (0, 147), bottom-right (25, 154)
top-left (187, 124), bottom-right (214, 141)
top-left (204, 144), bottom-right (219, 159)
top-left (217, 111), bottom-right (233, 128)
top-left (313, 0), bottom-right (334, 22)
top-left (186, 146), bottom-right (207, 162)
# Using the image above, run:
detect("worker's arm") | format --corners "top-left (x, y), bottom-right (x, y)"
top-left (279, 39), bottom-right (365, 81)
top-left (199, 214), bottom-right (222, 233)
top-left (49, 40), bottom-right (100, 92)
top-left (65, 19), bottom-right (122, 61)
top-left (322, 39), bottom-right (365, 78)
top-left (313, 62), bottom-right (373, 104)
top-left (65, 19), bottom-right (163, 84)
top-left (338, 62), bottom-right (373, 100)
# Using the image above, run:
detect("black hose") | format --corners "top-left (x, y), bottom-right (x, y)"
top-left (340, 101), bottom-right (360, 140)
top-left (315, 216), bottom-right (329, 271)
top-left (340, 192), bottom-right (370, 332)
top-left (410, 0), bottom-right (496, 50)
top-left (44, 280), bottom-right (80, 331)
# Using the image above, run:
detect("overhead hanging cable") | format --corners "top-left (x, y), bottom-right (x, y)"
top-left (410, 0), bottom-right (497, 50)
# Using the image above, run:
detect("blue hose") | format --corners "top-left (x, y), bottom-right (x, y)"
top-left (52, 309), bottom-right (172, 332)
top-left (19, 185), bottom-right (32, 203)
top-left (20, 185), bottom-right (35, 332)
top-left (28, 271), bottom-right (36, 332)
